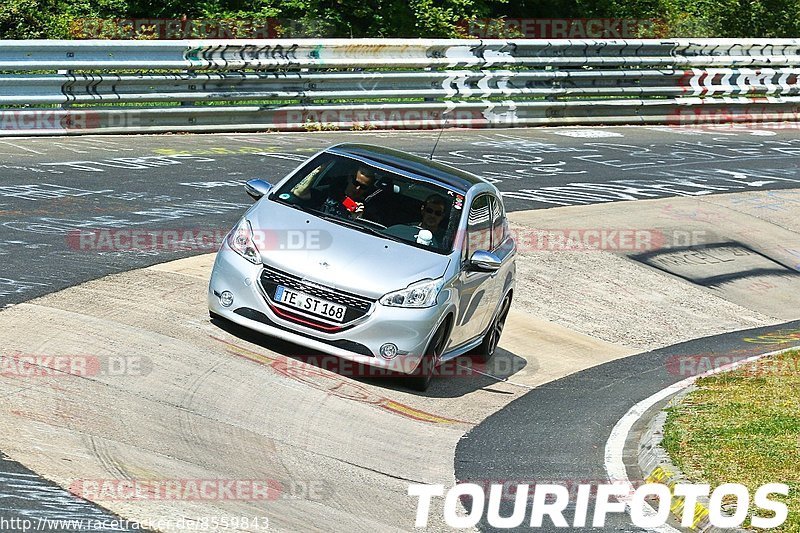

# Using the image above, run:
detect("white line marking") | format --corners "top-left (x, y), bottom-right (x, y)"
top-left (0, 141), bottom-right (44, 154)
top-left (550, 129), bottom-right (624, 138)
top-left (604, 345), bottom-right (799, 532)
top-left (51, 142), bottom-right (89, 154)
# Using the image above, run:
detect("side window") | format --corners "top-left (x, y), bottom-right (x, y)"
top-left (466, 194), bottom-right (492, 260)
top-left (490, 196), bottom-right (506, 251)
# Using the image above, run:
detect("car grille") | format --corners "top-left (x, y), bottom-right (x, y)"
top-left (259, 264), bottom-right (374, 327)
top-left (233, 307), bottom-right (374, 356)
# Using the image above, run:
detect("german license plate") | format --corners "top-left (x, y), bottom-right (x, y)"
top-left (274, 285), bottom-right (347, 322)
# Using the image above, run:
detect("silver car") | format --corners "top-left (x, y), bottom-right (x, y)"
top-left (208, 144), bottom-right (516, 390)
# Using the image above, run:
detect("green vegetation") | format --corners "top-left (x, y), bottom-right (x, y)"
top-left (662, 349), bottom-right (800, 532)
top-left (1, 0), bottom-right (799, 40)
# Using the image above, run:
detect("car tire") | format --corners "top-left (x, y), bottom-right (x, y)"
top-left (407, 321), bottom-right (449, 392)
top-left (472, 293), bottom-right (512, 364)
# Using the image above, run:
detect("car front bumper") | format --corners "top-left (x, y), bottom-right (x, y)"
top-left (207, 246), bottom-right (448, 374)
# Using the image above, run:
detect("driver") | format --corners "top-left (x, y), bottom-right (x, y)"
top-left (291, 165), bottom-right (376, 220)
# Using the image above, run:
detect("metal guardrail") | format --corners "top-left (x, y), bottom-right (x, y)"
top-left (2, 39), bottom-right (800, 135)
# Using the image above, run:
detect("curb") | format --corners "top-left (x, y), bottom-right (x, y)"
top-left (638, 380), bottom-right (770, 533)
top-left (609, 344), bottom-right (798, 532)
top-left (637, 387), bottom-right (749, 533)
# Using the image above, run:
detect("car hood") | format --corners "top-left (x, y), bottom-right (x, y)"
top-left (248, 200), bottom-right (450, 300)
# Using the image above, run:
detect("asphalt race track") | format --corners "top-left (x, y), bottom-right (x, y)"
top-left (455, 319), bottom-right (800, 532)
top-left (3, 126), bottom-right (800, 306)
top-left (1, 125), bottom-right (799, 532)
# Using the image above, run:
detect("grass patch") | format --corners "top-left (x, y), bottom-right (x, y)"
top-left (662, 349), bottom-right (800, 531)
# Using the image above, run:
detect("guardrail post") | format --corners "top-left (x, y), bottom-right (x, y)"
top-left (58, 69), bottom-right (72, 109)
top-left (180, 69), bottom-right (195, 107)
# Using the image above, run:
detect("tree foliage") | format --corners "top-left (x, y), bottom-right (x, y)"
top-left (1, 0), bottom-right (798, 39)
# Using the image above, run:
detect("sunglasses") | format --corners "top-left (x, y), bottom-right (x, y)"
top-left (350, 176), bottom-right (374, 190)
top-left (424, 206), bottom-right (444, 216)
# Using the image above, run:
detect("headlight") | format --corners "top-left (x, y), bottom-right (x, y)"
top-left (379, 278), bottom-right (443, 308)
top-left (227, 218), bottom-right (261, 264)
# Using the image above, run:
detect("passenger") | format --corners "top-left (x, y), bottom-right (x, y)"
top-left (416, 194), bottom-right (449, 246)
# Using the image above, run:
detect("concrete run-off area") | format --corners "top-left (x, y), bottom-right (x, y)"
top-left (0, 187), bottom-right (798, 531)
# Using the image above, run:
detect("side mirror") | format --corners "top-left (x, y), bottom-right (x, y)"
top-left (244, 179), bottom-right (272, 201)
top-left (468, 250), bottom-right (502, 272)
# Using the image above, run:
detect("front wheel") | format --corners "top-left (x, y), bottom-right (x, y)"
top-left (407, 321), bottom-right (449, 392)
top-left (472, 294), bottom-right (511, 364)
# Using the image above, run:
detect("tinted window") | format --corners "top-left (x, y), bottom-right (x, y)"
top-left (271, 153), bottom-right (462, 253)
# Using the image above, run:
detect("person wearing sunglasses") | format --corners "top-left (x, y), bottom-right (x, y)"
top-left (416, 194), bottom-right (449, 247)
top-left (291, 165), bottom-right (376, 220)
top-left (339, 167), bottom-right (377, 218)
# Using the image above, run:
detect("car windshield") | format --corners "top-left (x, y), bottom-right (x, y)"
top-left (270, 153), bottom-right (463, 253)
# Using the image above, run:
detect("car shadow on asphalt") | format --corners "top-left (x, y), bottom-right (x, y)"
top-left (401, 348), bottom-right (530, 399)
top-left (210, 315), bottom-right (528, 397)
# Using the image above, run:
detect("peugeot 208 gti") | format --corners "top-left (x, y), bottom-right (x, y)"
top-left (208, 144), bottom-right (515, 390)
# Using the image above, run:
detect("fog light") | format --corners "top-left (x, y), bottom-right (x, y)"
top-left (379, 343), bottom-right (398, 359)
top-left (220, 291), bottom-right (234, 307)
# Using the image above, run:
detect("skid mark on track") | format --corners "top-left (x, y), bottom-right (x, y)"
top-left (177, 359), bottom-right (281, 453)
top-left (210, 335), bottom-right (468, 426)
top-left (743, 327), bottom-right (800, 344)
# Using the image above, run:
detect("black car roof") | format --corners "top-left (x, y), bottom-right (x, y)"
top-left (326, 143), bottom-right (486, 192)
